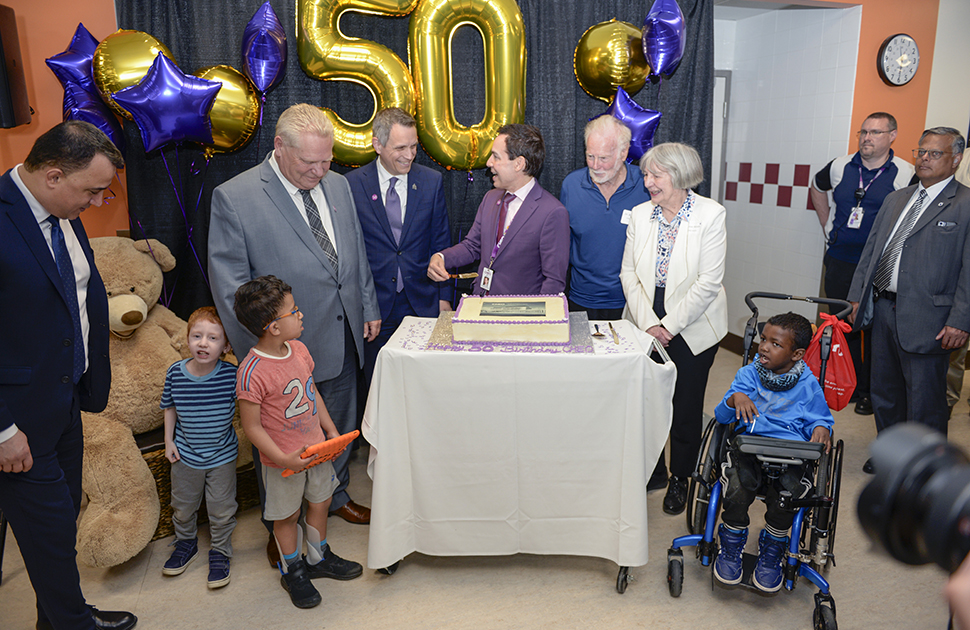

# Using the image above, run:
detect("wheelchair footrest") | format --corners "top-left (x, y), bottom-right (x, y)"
top-left (737, 552), bottom-right (760, 589)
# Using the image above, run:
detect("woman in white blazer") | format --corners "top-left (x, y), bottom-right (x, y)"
top-left (620, 142), bottom-right (728, 515)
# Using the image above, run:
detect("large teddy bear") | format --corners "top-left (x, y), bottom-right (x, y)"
top-left (76, 236), bottom-right (189, 568)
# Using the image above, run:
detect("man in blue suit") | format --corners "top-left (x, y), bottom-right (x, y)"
top-left (0, 121), bottom-right (136, 629)
top-left (346, 108), bottom-right (451, 385)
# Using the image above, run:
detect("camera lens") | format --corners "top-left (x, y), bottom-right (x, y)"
top-left (857, 424), bottom-right (970, 572)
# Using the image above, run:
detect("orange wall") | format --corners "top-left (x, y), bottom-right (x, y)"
top-left (0, 0), bottom-right (126, 237)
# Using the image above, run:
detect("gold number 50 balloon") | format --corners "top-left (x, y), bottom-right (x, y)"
top-left (409, 0), bottom-right (526, 170)
top-left (298, 0), bottom-right (419, 165)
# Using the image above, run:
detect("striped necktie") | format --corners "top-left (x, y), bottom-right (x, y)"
top-left (299, 189), bottom-right (338, 274)
top-left (873, 189), bottom-right (928, 292)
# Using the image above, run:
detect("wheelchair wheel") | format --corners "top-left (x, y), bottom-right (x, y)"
top-left (667, 549), bottom-right (684, 597)
top-left (813, 602), bottom-right (837, 630)
top-left (827, 439), bottom-right (844, 560)
top-left (808, 439), bottom-right (843, 572)
top-left (686, 418), bottom-right (720, 535)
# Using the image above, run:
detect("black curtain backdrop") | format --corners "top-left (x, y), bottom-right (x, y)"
top-left (115, 0), bottom-right (713, 319)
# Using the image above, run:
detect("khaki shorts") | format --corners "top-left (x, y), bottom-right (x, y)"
top-left (261, 461), bottom-right (338, 522)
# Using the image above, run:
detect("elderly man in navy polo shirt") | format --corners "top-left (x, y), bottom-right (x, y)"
top-left (810, 112), bottom-right (915, 416)
top-left (560, 115), bottom-right (651, 321)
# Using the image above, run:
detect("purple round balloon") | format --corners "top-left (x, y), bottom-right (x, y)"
top-left (604, 87), bottom-right (662, 162)
top-left (241, 1), bottom-right (287, 93)
top-left (112, 53), bottom-right (221, 153)
top-left (46, 23), bottom-right (101, 98)
top-left (642, 0), bottom-right (686, 78)
top-left (63, 82), bottom-right (126, 156)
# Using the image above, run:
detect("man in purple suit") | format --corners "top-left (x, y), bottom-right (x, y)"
top-left (427, 124), bottom-right (569, 296)
top-left (347, 107), bottom-right (451, 385)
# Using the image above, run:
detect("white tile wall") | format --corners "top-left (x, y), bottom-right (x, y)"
top-left (714, 6), bottom-right (862, 335)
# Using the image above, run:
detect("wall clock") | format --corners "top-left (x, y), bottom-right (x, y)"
top-left (877, 33), bottom-right (919, 86)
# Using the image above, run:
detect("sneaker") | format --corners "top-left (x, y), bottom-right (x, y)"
top-left (207, 550), bottom-right (231, 589)
top-left (280, 558), bottom-right (322, 609)
top-left (162, 538), bottom-right (198, 576)
top-left (305, 547), bottom-right (363, 581)
top-left (663, 476), bottom-right (688, 515)
top-left (753, 529), bottom-right (788, 593)
top-left (713, 525), bottom-right (747, 585)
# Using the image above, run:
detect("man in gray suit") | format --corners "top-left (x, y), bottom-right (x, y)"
top-left (208, 104), bottom-right (381, 537)
top-left (848, 127), bottom-right (969, 461)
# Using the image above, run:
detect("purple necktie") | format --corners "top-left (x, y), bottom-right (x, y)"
top-left (47, 216), bottom-right (85, 383)
top-left (385, 177), bottom-right (404, 292)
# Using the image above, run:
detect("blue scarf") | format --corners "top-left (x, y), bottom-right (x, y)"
top-left (754, 356), bottom-right (807, 392)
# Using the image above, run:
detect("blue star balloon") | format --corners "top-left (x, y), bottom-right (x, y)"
top-left (642, 0), bottom-right (686, 78)
top-left (63, 81), bottom-right (126, 156)
top-left (112, 53), bottom-right (221, 153)
top-left (241, 2), bottom-right (287, 93)
top-left (604, 87), bottom-right (662, 162)
top-left (46, 23), bottom-right (101, 98)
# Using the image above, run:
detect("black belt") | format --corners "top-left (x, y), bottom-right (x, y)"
top-left (873, 287), bottom-right (897, 302)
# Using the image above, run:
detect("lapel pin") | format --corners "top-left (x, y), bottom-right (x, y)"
top-left (412, 183), bottom-right (417, 190)
top-left (372, 194), bottom-right (378, 201)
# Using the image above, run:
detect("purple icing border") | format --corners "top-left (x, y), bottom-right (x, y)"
top-left (452, 294), bottom-right (570, 345)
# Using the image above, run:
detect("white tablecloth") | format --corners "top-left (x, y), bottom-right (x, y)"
top-left (362, 317), bottom-right (675, 569)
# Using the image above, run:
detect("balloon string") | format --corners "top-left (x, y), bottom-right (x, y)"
top-left (188, 159), bottom-right (211, 291)
top-left (254, 94), bottom-right (266, 161)
top-left (127, 210), bottom-right (174, 308)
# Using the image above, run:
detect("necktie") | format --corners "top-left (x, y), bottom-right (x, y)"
top-left (47, 216), bottom-right (85, 383)
top-left (299, 189), bottom-right (339, 274)
top-left (873, 189), bottom-right (928, 292)
top-left (385, 177), bottom-right (404, 293)
top-left (495, 192), bottom-right (516, 244)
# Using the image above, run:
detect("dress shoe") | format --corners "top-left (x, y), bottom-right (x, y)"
top-left (329, 500), bottom-right (371, 524)
top-left (663, 475), bottom-right (688, 515)
top-left (854, 397), bottom-right (873, 415)
top-left (863, 458), bottom-right (875, 474)
top-left (38, 607), bottom-right (138, 630)
top-left (266, 531), bottom-right (281, 568)
top-left (647, 470), bottom-right (669, 492)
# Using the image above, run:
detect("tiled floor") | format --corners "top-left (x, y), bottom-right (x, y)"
top-left (2, 347), bottom-right (958, 629)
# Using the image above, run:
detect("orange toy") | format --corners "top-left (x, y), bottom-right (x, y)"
top-left (281, 430), bottom-right (360, 478)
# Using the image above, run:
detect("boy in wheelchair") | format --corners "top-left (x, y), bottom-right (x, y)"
top-left (712, 312), bottom-right (833, 592)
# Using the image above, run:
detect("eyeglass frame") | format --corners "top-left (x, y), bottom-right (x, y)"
top-left (912, 148), bottom-right (952, 161)
top-left (263, 306), bottom-right (300, 330)
top-left (857, 129), bottom-right (892, 138)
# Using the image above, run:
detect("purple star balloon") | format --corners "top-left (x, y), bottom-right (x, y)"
top-left (46, 23), bottom-right (101, 98)
top-left (642, 0), bottom-right (686, 78)
top-left (112, 53), bottom-right (221, 153)
top-left (604, 87), bottom-right (662, 162)
top-left (63, 82), bottom-right (126, 156)
top-left (241, 2), bottom-right (287, 93)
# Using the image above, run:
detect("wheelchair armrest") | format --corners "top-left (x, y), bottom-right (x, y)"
top-left (734, 435), bottom-right (824, 462)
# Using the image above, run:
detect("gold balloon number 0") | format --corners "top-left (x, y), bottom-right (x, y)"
top-left (298, 0), bottom-right (526, 169)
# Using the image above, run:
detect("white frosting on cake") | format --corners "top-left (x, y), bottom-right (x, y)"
top-left (452, 294), bottom-right (570, 344)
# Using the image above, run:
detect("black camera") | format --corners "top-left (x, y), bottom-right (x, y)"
top-left (857, 423), bottom-right (970, 572)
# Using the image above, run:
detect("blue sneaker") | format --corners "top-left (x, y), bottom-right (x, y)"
top-left (207, 550), bottom-right (231, 589)
top-left (162, 538), bottom-right (198, 576)
top-left (713, 524), bottom-right (747, 585)
top-left (753, 529), bottom-right (789, 592)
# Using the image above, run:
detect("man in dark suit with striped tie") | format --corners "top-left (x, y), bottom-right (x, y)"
top-left (849, 127), bottom-right (970, 467)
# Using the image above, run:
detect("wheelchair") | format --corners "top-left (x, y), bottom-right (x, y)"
top-left (665, 292), bottom-right (848, 630)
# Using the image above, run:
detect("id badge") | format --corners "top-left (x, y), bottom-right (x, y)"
top-left (621, 208), bottom-right (632, 225)
top-left (481, 267), bottom-right (494, 291)
top-left (847, 206), bottom-right (864, 229)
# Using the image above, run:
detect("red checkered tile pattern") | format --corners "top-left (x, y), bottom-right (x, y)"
top-left (723, 162), bottom-right (817, 210)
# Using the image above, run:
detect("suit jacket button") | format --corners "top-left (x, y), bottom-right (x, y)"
top-left (337, 284), bottom-right (342, 290)
top-left (337, 315), bottom-right (343, 321)
top-left (391, 277), bottom-right (396, 283)
top-left (398, 251), bottom-right (402, 256)
top-left (61, 376), bottom-right (70, 384)
top-left (63, 338), bottom-right (72, 346)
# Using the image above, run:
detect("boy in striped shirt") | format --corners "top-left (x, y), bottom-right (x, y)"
top-left (234, 276), bottom-right (362, 609)
top-left (161, 306), bottom-right (238, 588)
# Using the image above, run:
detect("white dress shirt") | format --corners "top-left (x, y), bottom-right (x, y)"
top-left (269, 150), bottom-right (338, 257)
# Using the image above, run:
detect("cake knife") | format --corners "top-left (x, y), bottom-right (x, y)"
top-left (608, 322), bottom-right (619, 345)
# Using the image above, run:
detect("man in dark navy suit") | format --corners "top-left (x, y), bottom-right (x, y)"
top-left (0, 121), bottom-right (136, 630)
top-left (346, 107), bottom-right (451, 385)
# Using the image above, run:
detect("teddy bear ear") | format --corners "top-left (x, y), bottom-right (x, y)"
top-left (132, 238), bottom-right (177, 273)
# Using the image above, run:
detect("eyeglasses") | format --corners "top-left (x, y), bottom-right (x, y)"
top-left (913, 149), bottom-right (952, 161)
top-left (263, 306), bottom-right (300, 330)
top-left (857, 129), bottom-right (891, 138)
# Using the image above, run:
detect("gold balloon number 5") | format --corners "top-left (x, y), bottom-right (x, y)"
top-left (298, 0), bottom-right (526, 169)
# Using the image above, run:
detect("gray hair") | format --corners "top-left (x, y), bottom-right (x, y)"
top-left (275, 104), bottom-right (333, 148)
top-left (584, 115), bottom-right (632, 151)
top-left (373, 107), bottom-right (416, 147)
top-left (920, 127), bottom-right (966, 156)
top-left (639, 142), bottom-right (704, 190)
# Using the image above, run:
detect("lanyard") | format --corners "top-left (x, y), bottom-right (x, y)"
top-left (855, 163), bottom-right (889, 202)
